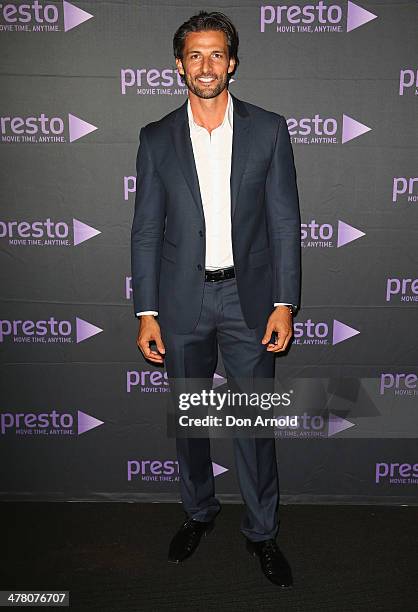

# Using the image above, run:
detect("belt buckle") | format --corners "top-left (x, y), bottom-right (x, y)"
top-left (206, 267), bottom-right (232, 282)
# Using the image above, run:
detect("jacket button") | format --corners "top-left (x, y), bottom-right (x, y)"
top-left (199, 230), bottom-right (203, 237)
top-left (197, 264), bottom-right (202, 271)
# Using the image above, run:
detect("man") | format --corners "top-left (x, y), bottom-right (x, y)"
top-left (131, 11), bottom-right (301, 588)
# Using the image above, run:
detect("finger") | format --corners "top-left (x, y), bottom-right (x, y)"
top-left (266, 329), bottom-right (290, 351)
top-left (138, 335), bottom-right (165, 362)
top-left (261, 323), bottom-right (274, 344)
top-left (138, 338), bottom-right (154, 358)
top-left (155, 335), bottom-right (166, 355)
top-left (268, 332), bottom-right (293, 352)
top-left (141, 343), bottom-right (164, 363)
top-left (147, 352), bottom-right (164, 363)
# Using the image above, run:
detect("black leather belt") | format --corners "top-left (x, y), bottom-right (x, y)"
top-left (205, 266), bottom-right (235, 282)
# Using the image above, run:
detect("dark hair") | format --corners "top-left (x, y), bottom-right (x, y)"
top-left (173, 11), bottom-right (239, 79)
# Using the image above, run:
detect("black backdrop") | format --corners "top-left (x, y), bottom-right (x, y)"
top-left (1, 1), bottom-right (417, 504)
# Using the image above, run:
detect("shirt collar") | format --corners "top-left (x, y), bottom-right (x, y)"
top-left (187, 90), bottom-right (233, 131)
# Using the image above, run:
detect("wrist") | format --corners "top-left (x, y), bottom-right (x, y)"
top-left (140, 314), bottom-right (157, 322)
top-left (275, 304), bottom-right (294, 315)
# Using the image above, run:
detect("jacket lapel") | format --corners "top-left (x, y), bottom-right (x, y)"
top-left (170, 92), bottom-right (250, 221)
top-left (230, 93), bottom-right (250, 219)
top-left (171, 99), bottom-right (204, 218)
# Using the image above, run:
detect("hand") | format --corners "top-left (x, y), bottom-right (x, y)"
top-left (261, 306), bottom-right (293, 353)
top-left (136, 315), bottom-right (166, 364)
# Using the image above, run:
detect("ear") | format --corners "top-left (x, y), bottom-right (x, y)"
top-left (227, 57), bottom-right (236, 74)
top-left (175, 57), bottom-right (185, 76)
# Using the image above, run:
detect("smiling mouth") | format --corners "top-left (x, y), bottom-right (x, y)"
top-left (197, 77), bottom-right (217, 84)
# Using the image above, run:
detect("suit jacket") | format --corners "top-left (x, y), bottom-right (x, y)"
top-left (131, 92), bottom-right (301, 334)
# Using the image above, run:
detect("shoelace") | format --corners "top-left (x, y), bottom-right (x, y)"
top-left (261, 540), bottom-right (280, 563)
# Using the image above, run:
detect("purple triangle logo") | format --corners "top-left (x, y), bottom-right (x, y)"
top-left (346, 1), bottom-right (378, 33)
top-left (213, 372), bottom-right (227, 388)
top-left (341, 114), bottom-right (372, 144)
top-left (78, 410), bottom-right (104, 435)
top-left (68, 113), bottom-right (98, 143)
top-left (212, 462), bottom-right (228, 477)
top-left (332, 320), bottom-right (360, 346)
top-left (76, 317), bottom-right (103, 343)
top-left (328, 413), bottom-right (355, 437)
top-left (342, 114), bottom-right (371, 144)
top-left (63, 1), bottom-right (94, 32)
top-left (337, 220), bottom-right (365, 248)
top-left (73, 218), bottom-right (101, 246)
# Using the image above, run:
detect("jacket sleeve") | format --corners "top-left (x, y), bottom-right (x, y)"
top-left (130, 126), bottom-right (166, 316)
top-left (265, 114), bottom-right (301, 308)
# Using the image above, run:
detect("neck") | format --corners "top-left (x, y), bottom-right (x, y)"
top-left (188, 89), bottom-right (229, 132)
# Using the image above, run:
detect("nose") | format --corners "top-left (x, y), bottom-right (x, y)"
top-left (201, 55), bottom-right (212, 74)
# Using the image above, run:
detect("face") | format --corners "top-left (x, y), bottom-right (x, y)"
top-left (175, 29), bottom-right (236, 99)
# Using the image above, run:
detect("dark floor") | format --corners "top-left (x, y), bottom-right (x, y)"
top-left (2, 503), bottom-right (418, 611)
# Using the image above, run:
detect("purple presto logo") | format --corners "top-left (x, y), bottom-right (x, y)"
top-left (0, 218), bottom-right (100, 247)
top-left (0, 1), bottom-right (93, 33)
top-left (399, 69), bottom-right (418, 96)
top-left (1, 113), bottom-right (97, 144)
top-left (287, 114), bottom-right (371, 145)
top-left (123, 175), bottom-right (136, 201)
top-left (126, 370), bottom-right (169, 393)
top-left (275, 412), bottom-right (355, 439)
top-left (385, 278), bottom-right (418, 304)
top-left (379, 373), bottom-right (417, 397)
top-left (293, 318), bottom-right (360, 346)
top-left (120, 67), bottom-right (188, 96)
top-left (0, 316), bottom-right (103, 344)
top-left (392, 177), bottom-right (418, 204)
top-left (375, 462), bottom-right (418, 485)
top-left (260, 1), bottom-right (377, 33)
top-left (127, 459), bottom-right (228, 482)
top-left (301, 219), bottom-right (365, 248)
top-left (126, 370), bottom-right (225, 392)
top-left (0, 409), bottom-right (103, 436)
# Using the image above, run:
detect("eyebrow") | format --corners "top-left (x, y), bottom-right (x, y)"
top-left (186, 49), bottom-right (225, 55)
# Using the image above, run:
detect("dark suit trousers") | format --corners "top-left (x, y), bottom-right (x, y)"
top-left (161, 277), bottom-right (280, 542)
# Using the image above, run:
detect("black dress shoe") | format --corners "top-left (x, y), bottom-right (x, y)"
top-left (168, 517), bottom-right (215, 564)
top-left (246, 538), bottom-right (293, 588)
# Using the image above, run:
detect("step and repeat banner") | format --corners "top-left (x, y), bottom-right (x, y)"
top-left (1, 1), bottom-right (417, 503)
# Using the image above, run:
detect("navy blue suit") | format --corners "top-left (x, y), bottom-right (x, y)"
top-left (131, 92), bottom-right (301, 541)
top-left (131, 93), bottom-right (301, 333)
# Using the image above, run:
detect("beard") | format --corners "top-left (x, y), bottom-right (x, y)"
top-left (182, 71), bottom-right (228, 99)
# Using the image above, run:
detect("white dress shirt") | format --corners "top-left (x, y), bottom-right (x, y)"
top-left (137, 91), bottom-right (292, 316)
top-left (190, 90), bottom-right (234, 270)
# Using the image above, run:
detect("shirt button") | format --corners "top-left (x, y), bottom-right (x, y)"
top-left (199, 230), bottom-right (203, 237)
top-left (197, 264), bottom-right (202, 271)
